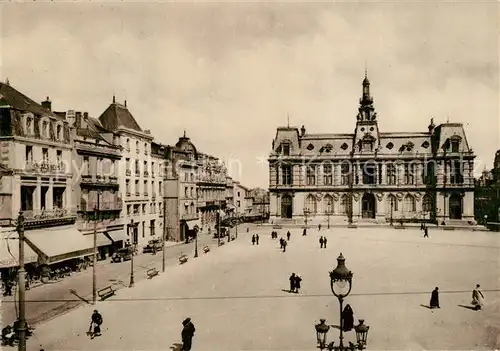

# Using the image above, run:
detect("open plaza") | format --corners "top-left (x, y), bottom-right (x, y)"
top-left (20, 226), bottom-right (500, 351)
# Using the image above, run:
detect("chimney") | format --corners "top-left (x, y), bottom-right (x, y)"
top-left (83, 112), bottom-right (89, 120)
top-left (124, 100), bottom-right (127, 107)
top-left (75, 112), bottom-right (82, 129)
top-left (113, 95), bottom-right (116, 103)
top-left (41, 96), bottom-right (52, 111)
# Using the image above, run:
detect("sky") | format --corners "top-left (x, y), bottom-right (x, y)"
top-left (1, 1), bottom-right (498, 188)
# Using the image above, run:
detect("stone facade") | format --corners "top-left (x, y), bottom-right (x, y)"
top-left (268, 74), bottom-right (476, 226)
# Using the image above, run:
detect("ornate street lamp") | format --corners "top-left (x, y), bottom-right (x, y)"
top-left (194, 225), bottom-right (199, 258)
top-left (354, 319), bottom-right (370, 349)
top-left (313, 318), bottom-right (370, 351)
top-left (329, 253), bottom-right (353, 349)
top-left (315, 319), bottom-right (330, 351)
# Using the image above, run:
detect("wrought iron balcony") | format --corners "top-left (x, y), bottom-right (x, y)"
top-left (79, 200), bottom-right (123, 212)
top-left (126, 191), bottom-right (131, 197)
top-left (21, 209), bottom-right (77, 229)
top-left (135, 191), bottom-right (140, 196)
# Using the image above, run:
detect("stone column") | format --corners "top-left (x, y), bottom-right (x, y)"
top-left (34, 178), bottom-right (41, 213)
top-left (380, 162), bottom-right (386, 185)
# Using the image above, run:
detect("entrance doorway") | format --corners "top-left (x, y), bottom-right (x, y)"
top-left (281, 195), bottom-right (293, 218)
top-left (449, 194), bottom-right (462, 220)
top-left (361, 193), bottom-right (376, 219)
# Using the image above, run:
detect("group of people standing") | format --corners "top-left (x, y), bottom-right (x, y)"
top-left (319, 236), bottom-right (328, 249)
top-left (251, 234), bottom-right (260, 245)
top-left (420, 223), bottom-right (429, 238)
top-left (430, 284), bottom-right (485, 310)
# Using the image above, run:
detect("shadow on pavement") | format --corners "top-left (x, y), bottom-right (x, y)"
top-left (458, 304), bottom-right (478, 311)
top-left (169, 342), bottom-right (183, 351)
top-left (420, 304), bottom-right (433, 309)
top-left (69, 289), bottom-right (90, 304)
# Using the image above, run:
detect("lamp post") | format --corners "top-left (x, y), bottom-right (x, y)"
top-left (92, 190), bottom-right (102, 305)
top-left (194, 226), bottom-right (199, 258)
top-left (235, 211), bottom-right (238, 239)
top-left (16, 212), bottom-right (27, 351)
top-left (127, 219), bottom-right (138, 288)
top-left (390, 196), bottom-right (394, 226)
top-left (312, 253), bottom-right (369, 351)
top-left (326, 210), bottom-right (333, 229)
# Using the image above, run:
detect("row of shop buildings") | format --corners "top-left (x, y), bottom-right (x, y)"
top-left (0, 80), bottom-right (250, 273)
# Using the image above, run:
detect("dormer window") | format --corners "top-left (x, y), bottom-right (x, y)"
top-left (25, 115), bottom-right (34, 135)
top-left (451, 139), bottom-right (460, 153)
top-left (42, 120), bottom-right (49, 138)
top-left (56, 124), bottom-right (62, 141)
top-left (282, 142), bottom-right (290, 156)
top-left (136, 141), bottom-right (139, 154)
top-left (362, 140), bottom-right (373, 152)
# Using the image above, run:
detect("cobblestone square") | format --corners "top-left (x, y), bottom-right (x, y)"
top-left (26, 227), bottom-right (500, 350)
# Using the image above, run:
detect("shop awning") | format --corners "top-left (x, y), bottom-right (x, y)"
top-left (186, 219), bottom-right (201, 230)
top-left (83, 232), bottom-right (112, 247)
top-left (0, 232), bottom-right (38, 268)
top-left (106, 228), bottom-right (127, 243)
top-left (24, 226), bottom-right (93, 265)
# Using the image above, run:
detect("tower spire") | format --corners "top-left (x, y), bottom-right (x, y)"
top-left (287, 113), bottom-right (290, 128)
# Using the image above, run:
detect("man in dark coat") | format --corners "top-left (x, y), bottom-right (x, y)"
top-left (282, 240), bottom-right (287, 252)
top-left (252, 235), bottom-right (256, 245)
top-left (294, 274), bottom-right (302, 293)
top-left (289, 273), bottom-right (296, 293)
top-left (323, 237), bottom-right (327, 248)
top-left (303, 228), bottom-right (307, 236)
top-left (287, 231), bottom-right (291, 241)
top-left (181, 317), bottom-right (196, 351)
top-left (341, 304), bottom-right (354, 331)
top-left (280, 238), bottom-right (284, 249)
top-left (256, 234), bottom-right (260, 245)
top-left (430, 287), bottom-right (440, 308)
top-left (89, 310), bottom-right (103, 339)
top-left (424, 227), bottom-right (429, 238)
top-left (319, 237), bottom-right (324, 248)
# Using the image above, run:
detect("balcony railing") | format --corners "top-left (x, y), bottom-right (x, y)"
top-left (144, 192), bottom-right (148, 197)
top-left (81, 175), bottom-right (119, 186)
top-left (126, 192), bottom-right (131, 197)
top-left (21, 209), bottom-right (77, 229)
top-left (152, 194), bottom-right (156, 200)
top-left (135, 171), bottom-right (140, 177)
top-left (126, 169), bottom-right (131, 176)
top-left (25, 162), bottom-right (66, 174)
top-left (135, 192), bottom-right (140, 196)
top-left (79, 200), bottom-right (123, 212)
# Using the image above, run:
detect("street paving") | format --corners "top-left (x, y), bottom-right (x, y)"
top-left (1, 230), bottom-right (229, 326)
top-left (17, 226), bottom-right (500, 350)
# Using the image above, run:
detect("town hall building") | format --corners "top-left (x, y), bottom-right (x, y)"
top-left (268, 74), bottom-right (476, 226)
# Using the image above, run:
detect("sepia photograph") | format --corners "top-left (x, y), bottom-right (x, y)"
top-left (0, 1), bottom-right (499, 350)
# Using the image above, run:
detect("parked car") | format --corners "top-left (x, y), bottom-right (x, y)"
top-left (143, 239), bottom-right (163, 253)
top-left (111, 248), bottom-right (133, 263)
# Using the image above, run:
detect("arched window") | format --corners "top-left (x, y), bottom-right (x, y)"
top-left (25, 116), bottom-right (33, 134)
top-left (340, 194), bottom-right (349, 214)
top-left (56, 124), bottom-right (62, 140)
top-left (422, 194), bottom-right (432, 212)
top-left (324, 195), bottom-right (334, 214)
top-left (305, 195), bottom-right (317, 214)
top-left (387, 194), bottom-right (398, 212)
top-left (403, 194), bottom-right (416, 213)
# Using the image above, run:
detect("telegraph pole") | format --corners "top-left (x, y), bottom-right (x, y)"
top-left (235, 211), bottom-right (238, 239)
top-left (162, 200), bottom-right (167, 273)
top-left (217, 211), bottom-right (221, 247)
top-left (17, 211), bottom-right (27, 351)
top-left (92, 192), bottom-right (100, 305)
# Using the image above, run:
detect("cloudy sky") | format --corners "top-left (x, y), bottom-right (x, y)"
top-left (1, 1), bottom-right (498, 188)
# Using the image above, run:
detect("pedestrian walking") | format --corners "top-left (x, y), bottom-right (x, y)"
top-left (303, 228), bottom-right (307, 236)
top-left (319, 237), bottom-right (324, 249)
top-left (424, 227), bottom-right (429, 238)
top-left (256, 234), bottom-right (260, 245)
top-left (88, 310), bottom-right (103, 339)
top-left (430, 287), bottom-right (440, 309)
top-left (420, 223), bottom-right (424, 231)
top-left (282, 240), bottom-right (287, 252)
top-left (181, 317), bottom-right (196, 351)
top-left (318, 224), bottom-right (321, 231)
top-left (287, 231), bottom-right (291, 241)
top-left (323, 237), bottom-right (327, 248)
top-left (341, 304), bottom-right (354, 331)
top-left (289, 273), bottom-right (296, 293)
top-left (280, 238), bottom-right (284, 249)
top-left (471, 284), bottom-right (485, 310)
top-left (295, 274), bottom-right (302, 293)
top-left (252, 235), bottom-right (256, 245)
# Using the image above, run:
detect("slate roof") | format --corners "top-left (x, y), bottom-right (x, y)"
top-left (98, 102), bottom-right (142, 133)
top-left (76, 117), bottom-right (111, 140)
top-left (0, 82), bottom-right (60, 119)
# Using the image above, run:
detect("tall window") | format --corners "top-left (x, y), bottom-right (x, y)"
top-left (282, 143), bottom-right (290, 156)
top-left (42, 121), bottom-right (49, 138)
top-left (42, 148), bottom-right (49, 163)
top-left (324, 195), bottom-right (334, 213)
top-left (126, 180), bottom-right (130, 194)
top-left (135, 180), bottom-right (139, 194)
top-left (135, 160), bottom-right (139, 175)
top-left (403, 194), bottom-right (416, 213)
top-left (451, 139), bottom-right (460, 153)
top-left (282, 165), bottom-right (292, 185)
top-left (25, 117), bottom-right (33, 134)
top-left (150, 220), bottom-right (155, 236)
top-left (136, 141), bottom-right (139, 153)
top-left (323, 164), bottom-right (332, 185)
top-left (340, 194), bottom-right (349, 214)
top-left (387, 163), bottom-right (397, 185)
top-left (305, 195), bottom-right (317, 214)
top-left (387, 194), bottom-right (398, 212)
top-left (362, 140), bottom-right (373, 152)
top-left (126, 138), bottom-right (130, 150)
top-left (306, 166), bottom-right (316, 185)
top-left (144, 161), bottom-right (148, 174)
top-left (422, 194), bottom-right (432, 212)
top-left (97, 158), bottom-right (103, 176)
top-left (144, 143), bottom-right (148, 154)
top-left (362, 163), bottom-right (376, 184)
top-left (144, 180), bottom-right (148, 195)
top-left (341, 163), bottom-right (350, 185)
top-left (404, 163), bottom-right (415, 185)
top-left (450, 161), bottom-right (464, 184)
top-left (25, 146), bottom-right (33, 163)
top-left (83, 157), bottom-right (89, 175)
top-left (159, 181), bottom-right (162, 195)
top-left (57, 150), bottom-right (63, 168)
top-left (424, 161), bottom-right (436, 185)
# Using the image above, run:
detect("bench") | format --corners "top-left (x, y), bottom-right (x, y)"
top-left (98, 286), bottom-right (115, 301)
top-left (203, 245), bottom-right (210, 253)
top-left (178, 254), bottom-right (188, 264)
top-left (146, 268), bottom-right (159, 279)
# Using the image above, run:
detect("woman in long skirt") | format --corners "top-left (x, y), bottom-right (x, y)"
top-left (471, 284), bottom-right (485, 310)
